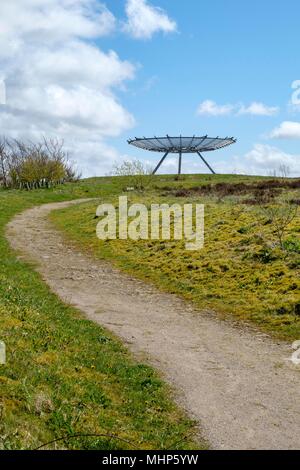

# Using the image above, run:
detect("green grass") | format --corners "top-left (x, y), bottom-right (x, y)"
top-left (50, 174), bottom-right (300, 341)
top-left (0, 178), bottom-right (204, 450)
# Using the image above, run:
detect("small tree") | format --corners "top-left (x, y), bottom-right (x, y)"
top-left (278, 164), bottom-right (290, 179)
top-left (112, 159), bottom-right (154, 191)
top-left (260, 200), bottom-right (298, 249)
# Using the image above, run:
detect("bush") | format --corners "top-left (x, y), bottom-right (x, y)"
top-left (259, 201), bottom-right (298, 249)
top-left (0, 136), bottom-right (80, 189)
top-left (111, 160), bottom-right (154, 191)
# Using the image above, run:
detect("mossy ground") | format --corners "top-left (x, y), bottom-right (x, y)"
top-left (51, 174), bottom-right (300, 341)
top-left (0, 178), bottom-right (203, 450)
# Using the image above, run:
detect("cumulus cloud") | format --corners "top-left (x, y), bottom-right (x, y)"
top-left (123, 0), bottom-right (177, 39)
top-left (238, 102), bottom-right (279, 116)
top-left (218, 144), bottom-right (300, 176)
top-left (197, 100), bottom-right (279, 117)
top-left (0, 1), bottom-right (116, 55)
top-left (196, 100), bottom-right (234, 117)
top-left (269, 121), bottom-right (300, 139)
top-left (244, 144), bottom-right (299, 170)
top-left (0, 0), bottom-right (137, 176)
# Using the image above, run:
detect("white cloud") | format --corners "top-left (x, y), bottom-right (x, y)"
top-left (197, 100), bottom-right (279, 117)
top-left (124, 0), bottom-right (177, 39)
top-left (0, 1), bottom-right (116, 55)
top-left (197, 100), bottom-right (234, 116)
top-left (69, 139), bottom-right (129, 177)
top-left (218, 144), bottom-right (300, 176)
top-left (238, 102), bottom-right (279, 116)
top-left (244, 144), bottom-right (298, 169)
top-left (270, 121), bottom-right (300, 139)
top-left (22, 42), bottom-right (135, 90)
top-left (0, 0), bottom-right (137, 176)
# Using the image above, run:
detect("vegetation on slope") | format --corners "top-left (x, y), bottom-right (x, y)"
top-left (0, 179), bottom-right (202, 450)
top-left (51, 174), bottom-right (300, 341)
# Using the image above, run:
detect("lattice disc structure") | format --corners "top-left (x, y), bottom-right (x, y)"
top-left (128, 135), bottom-right (236, 175)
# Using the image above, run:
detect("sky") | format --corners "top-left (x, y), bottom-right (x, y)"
top-left (0, 0), bottom-right (300, 177)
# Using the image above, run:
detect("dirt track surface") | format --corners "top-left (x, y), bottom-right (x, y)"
top-left (6, 199), bottom-right (300, 450)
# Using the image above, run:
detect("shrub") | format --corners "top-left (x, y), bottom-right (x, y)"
top-left (111, 160), bottom-right (154, 192)
top-left (259, 201), bottom-right (298, 249)
top-left (0, 136), bottom-right (80, 189)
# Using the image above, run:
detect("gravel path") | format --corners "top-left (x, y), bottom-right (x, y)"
top-left (6, 200), bottom-right (300, 450)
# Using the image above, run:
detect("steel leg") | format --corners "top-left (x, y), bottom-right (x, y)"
top-left (178, 151), bottom-right (182, 175)
top-left (197, 152), bottom-right (216, 174)
top-left (152, 151), bottom-right (169, 175)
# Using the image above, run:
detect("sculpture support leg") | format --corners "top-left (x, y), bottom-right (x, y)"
top-left (178, 151), bottom-right (182, 175)
top-left (152, 151), bottom-right (169, 175)
top-left (197, 152), bottom-right (216, 174)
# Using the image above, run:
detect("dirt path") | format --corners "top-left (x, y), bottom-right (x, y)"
top-left (6, 200), bottom-right (300, 450)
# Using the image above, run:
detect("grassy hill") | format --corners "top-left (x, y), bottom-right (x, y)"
top-left (51, 174), bottom-right (300, 341)
top-left (1, 173), bottom-right (299, 450)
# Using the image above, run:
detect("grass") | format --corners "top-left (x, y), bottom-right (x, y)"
top-left (0, 178), bottom-right (204, 450)
top-left (50, 174), bottom-right (300, 341)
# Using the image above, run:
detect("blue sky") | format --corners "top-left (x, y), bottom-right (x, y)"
top-left (105, 0), bottom-right (300, 175)
top-left (1, 0), bottom-right (300, 176)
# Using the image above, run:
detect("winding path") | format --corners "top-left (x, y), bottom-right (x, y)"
top-left (6, 200), bottom-right (300, 450)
